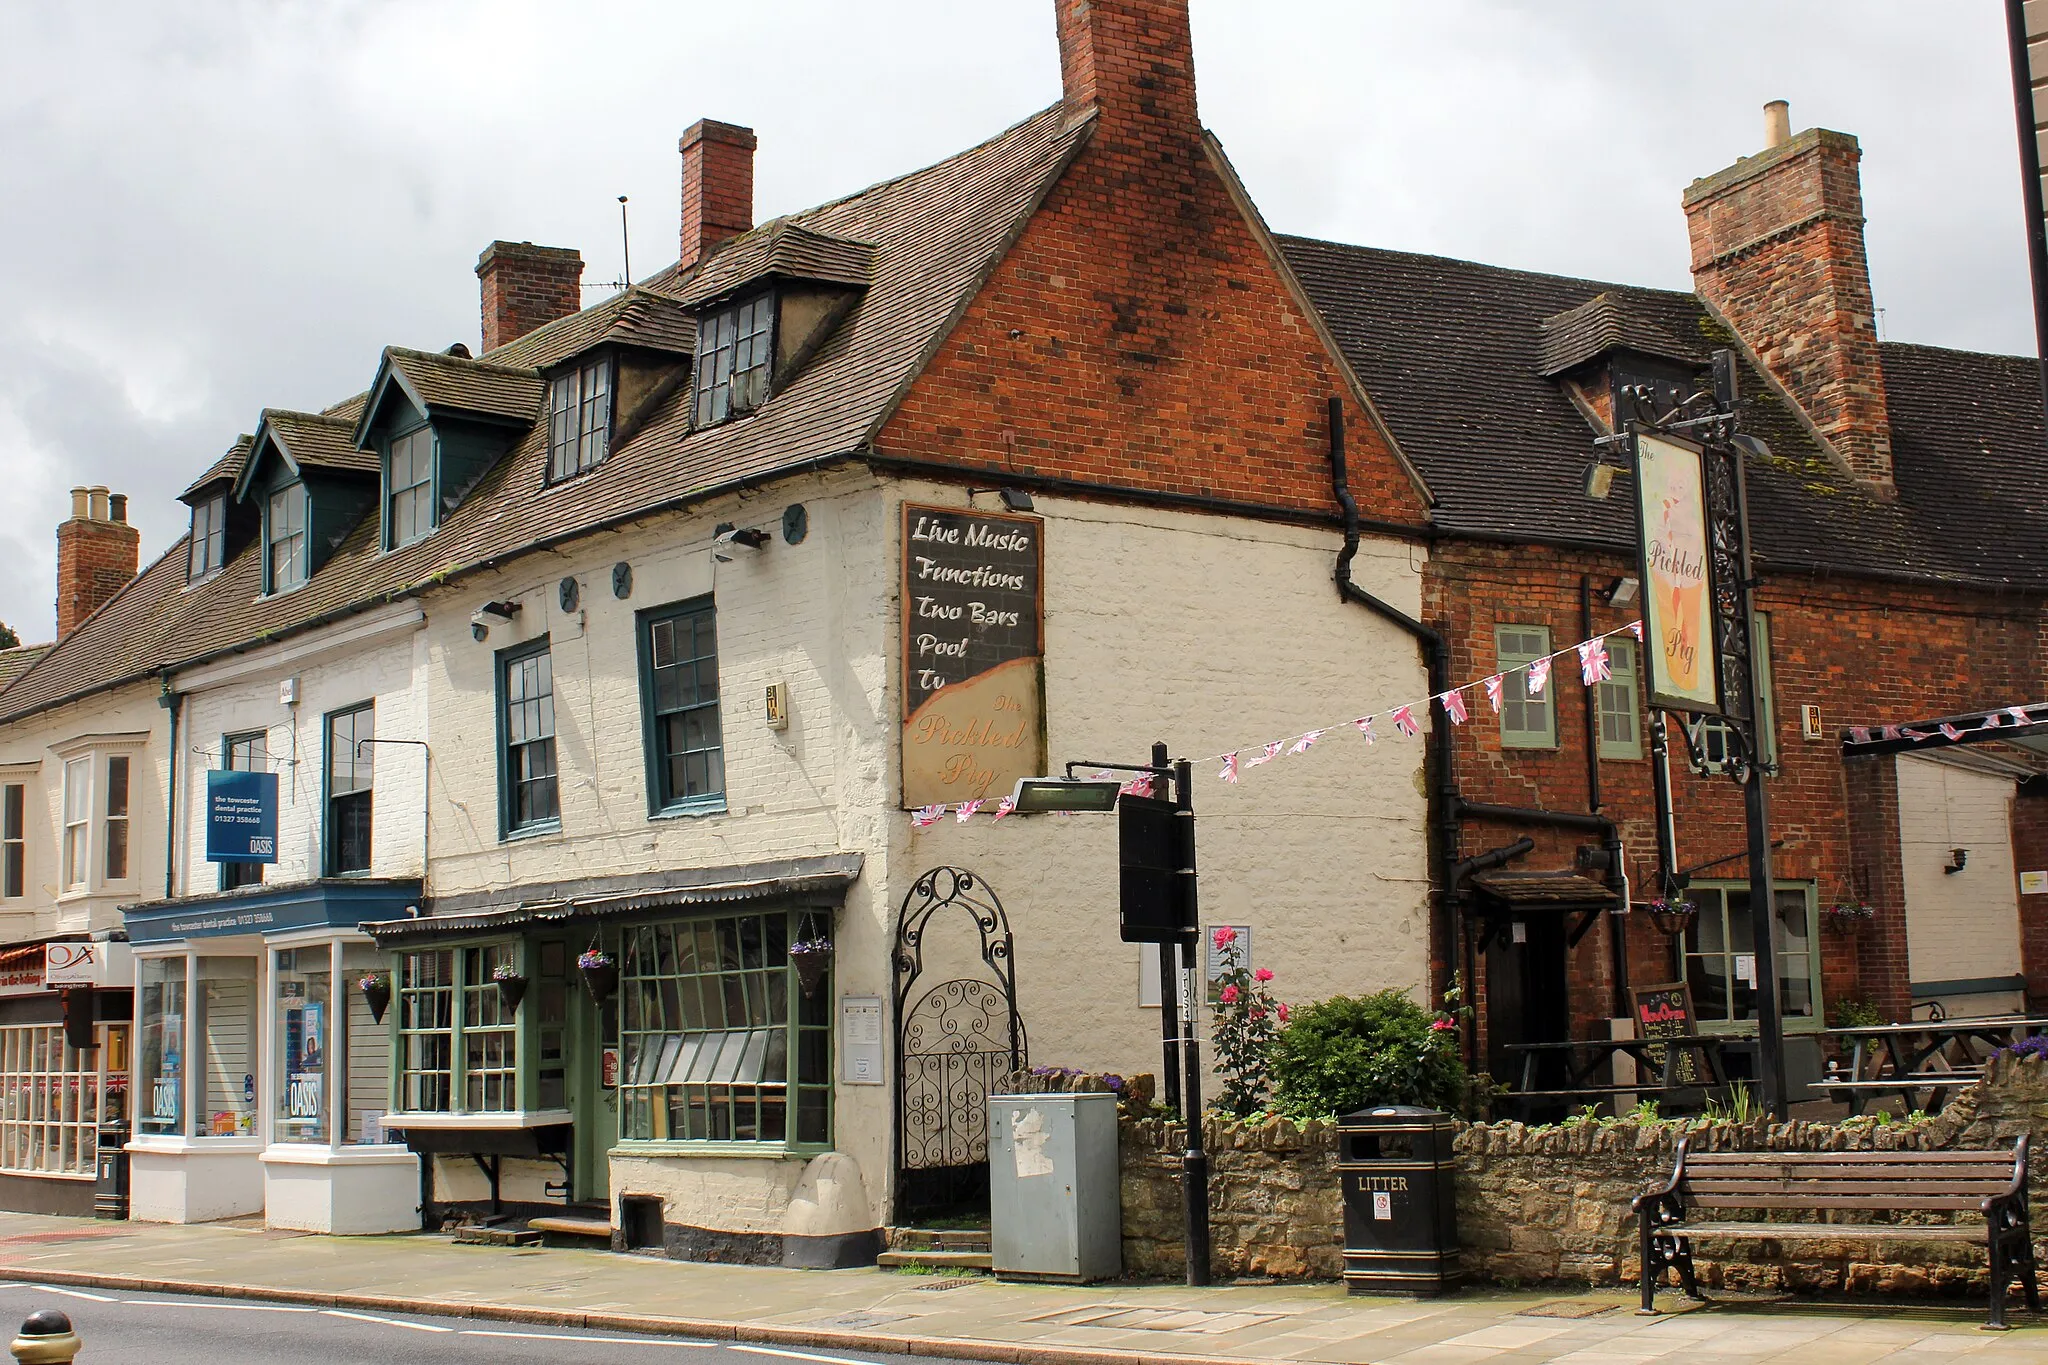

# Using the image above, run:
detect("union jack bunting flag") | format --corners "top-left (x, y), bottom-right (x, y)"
top-left (1288, 729), bottom-right (1326, 755)
top-left (911, 804), bottom-right (947, 828)
top-left (1577, 637), bottom-right (1611, 685)
top-left (992, 797), bottom-right (1017, 820)
top-left (1440, 690), bottom-right (1469, 725)
top-left (1121, 773), bottom-right (1155, 798)
top-left (1628, 620), bottom-right (1644, 641)
top-left (1219, 753), bottom-right (1240, 783)
top-left (1939, 723), bottom-right (1966, 741)
top-left (1391, 705), bottom-right (1420, 737)
top-left (1527, 655), bottom-right (1551, 696)
top-left (1483, 674), bottom-right (1504, 713)
top-left (1246, 740), bottom-right (1284, 769)
top-left (1847, 726), bottom-right (1872, 744)
top-left (2010, 707), bottom-right (2035, 726)
top-left (954, 799), bottom-right (983, 822)
top-left (1354, 716), bottom-right (1376, 744)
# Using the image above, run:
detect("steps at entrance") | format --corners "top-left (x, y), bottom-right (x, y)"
top-left (528, 1206), bottom-right (615, 1248)
top-left (879, 1225), bottom-right (992, 1270)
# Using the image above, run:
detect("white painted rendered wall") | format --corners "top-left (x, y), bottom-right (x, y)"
top-left (1898, 753), bottom-right (2025, 1015)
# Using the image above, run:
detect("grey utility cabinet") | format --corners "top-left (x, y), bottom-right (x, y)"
top-left (987, 1092), bottom-right (1121, 1282)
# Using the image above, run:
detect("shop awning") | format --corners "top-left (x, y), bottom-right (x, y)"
top-left (123, 877), bottom-right (424, 945)
top-left (360, 852), bottom-right (863, 943)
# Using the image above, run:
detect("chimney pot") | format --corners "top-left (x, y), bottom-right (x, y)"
top-left (475, 241), bottom-right (584, 353)
top-left (68, 488), bottom-right (88, 520)
top-left (87, 487), bottom-right (109, 521)
top-left (678, 119), bottom-right (757, 272)
top-left (1763, 100), bottom-right (1791, 149)
top-left (108, 493), bottom-right (128, 524)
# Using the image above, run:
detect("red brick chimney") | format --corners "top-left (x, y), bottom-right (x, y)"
top-left (55, 486), bottom-right (140, 639)
top-left (678, 119), bottom-right (756, 271)
top-left (1684, 102), bottom-right (1894, 494)
top-left (1054, 0), bottom-right (1199, 133)
top-left (475, 241), bottom-right (584, 353)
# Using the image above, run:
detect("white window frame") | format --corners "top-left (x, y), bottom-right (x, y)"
top-left (385, 426), bottom-right (436, 549)
top-left (50, 734), bottom-right (148, 898)
top-left (266, 483), bottom-right (308, 594)
top-left (60, 757), bottom-right (89, 892)
top-left (0, 1021), bottom-right (123, 1178)
top-left (187, 495), bottom-right (227, 582)
top-left (1, 778), bottom-right (26, 903)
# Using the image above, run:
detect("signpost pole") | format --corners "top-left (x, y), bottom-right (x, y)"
top-left (1152, 741), bottom-right (1182, 1119)
top-left (1174, 756), bottom-right (1212, 1287)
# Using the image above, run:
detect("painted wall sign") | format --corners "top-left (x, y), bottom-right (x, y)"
top-left (205, 769), bottom-right (279, 863)
top-left (899, 502), bottom-right (1045, 807)
top-left (1634, 433), bottom-right (1721, 715)
top-left (44, 941), bottom-right (131, 989)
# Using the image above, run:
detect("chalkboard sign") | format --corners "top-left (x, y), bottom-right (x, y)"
top-left (900, 503), bottom-right (1046, 808)
top-left (1631, 982), bottom-right (1701, 1085)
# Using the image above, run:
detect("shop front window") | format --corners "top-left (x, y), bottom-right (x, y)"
top-left (138, 956), bottom-right (187, 1136)
top-left (618, 909), bottom-right (830, 1147)
top-left (1683, 881), bottom-right (1820, 1026)
top-left (392, 943), bottom-right (521, 1116)
top-left (396, 950), bottom-right (454, 1113)
top-left (0, 1024), bottom-right (123, 1176)
top-left (341, 943), bottom-right (390, 1143)
top-left (274, 947), bottom-right (333, 1144)
top-left (195, 956), bottom-right (259, 1136)
top-left (462, 944), bottom-right (519, 1113)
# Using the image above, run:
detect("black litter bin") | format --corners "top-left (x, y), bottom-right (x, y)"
top-left (94, 1121), bottom-right (130, 1220)
top-left (1336, 1104), bottom-right (1460, 1295)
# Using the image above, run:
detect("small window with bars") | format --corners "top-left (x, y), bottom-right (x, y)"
top-left (642, 601), bottom-right (724, 812)
top-left (692, 293), bottom-right (774, 427)
top-left (1597, 639), bottom-right (1643, 759)
top-left (386, 427), bottom-right (436, 548)
top-left (499, 642), bottom-right (558, 835)
top-left (547, 358), bottom-right (611, 482)
top-left (1495, 625), bottom-right (1556, 749)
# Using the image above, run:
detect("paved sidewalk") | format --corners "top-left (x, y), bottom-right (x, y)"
top-left (0, 1213), bottom-right (2038, 1364)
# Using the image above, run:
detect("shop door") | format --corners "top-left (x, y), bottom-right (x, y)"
top-left (536, 941), bottom-right (613, 1204)
top-left (1484, 915), bottom-right (1570, 1102)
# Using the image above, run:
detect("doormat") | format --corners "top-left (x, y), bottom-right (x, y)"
top-left (1518, 1299), bottom-right (1620, 1319)
top-left (1024, 1305), bottom-right (1288, 1335)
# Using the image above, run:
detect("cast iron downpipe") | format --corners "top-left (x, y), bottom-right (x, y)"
top-left (1327, 398), bottom-right (1468, 1060)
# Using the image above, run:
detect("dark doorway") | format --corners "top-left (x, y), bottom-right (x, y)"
top-left (1485, 914), bottom-right (1571, 1112)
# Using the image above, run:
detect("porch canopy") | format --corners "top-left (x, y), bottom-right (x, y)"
top-left (1839, 702), bottom-right (2048, 757)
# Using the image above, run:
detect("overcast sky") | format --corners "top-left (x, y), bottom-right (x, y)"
top-left (0, 1), bottom-right (2030, 643)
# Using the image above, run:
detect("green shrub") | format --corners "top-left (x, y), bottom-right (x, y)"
top-left (1268, 990), bottom-right (1468, 1119)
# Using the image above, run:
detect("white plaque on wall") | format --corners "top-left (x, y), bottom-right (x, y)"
top-left (841, 995), bottom-right (885, 1086)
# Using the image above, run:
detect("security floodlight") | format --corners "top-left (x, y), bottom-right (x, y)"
top-left (712, 524), bottom-right (771, 562)
top-left (1730, 433), bottom-right (1774, 463)
top-left (1583, 461), bottom-right (1618, 500)
top-left (1605, 575), bottom-right (1641, 608)
top-left (1009, 777), bottom-right (1122, 814)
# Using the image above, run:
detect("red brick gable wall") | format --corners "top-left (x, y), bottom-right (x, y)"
top-left (873, 129), bottom-right (1425, 523)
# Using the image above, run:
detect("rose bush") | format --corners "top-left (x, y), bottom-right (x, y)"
top-left (1268, 989), bottom-right (1468, 1119)
top-left (1207, 925), bottom-right (1284, 1116)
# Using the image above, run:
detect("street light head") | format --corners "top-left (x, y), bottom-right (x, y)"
top-left (1009, 777), bottom-right (1122, 814)
top-left (1582, 461), bottom-right (1618, 500)
top-left (1730, 433), bottom-right (1774, 463)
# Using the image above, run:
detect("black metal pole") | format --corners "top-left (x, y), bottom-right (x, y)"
top-left (1153, 741), bottom-right (1182, 1119)
top-left (1646, 712), bottom-right (1683, 980)
top-left (1173, 757), bottom-right (1211, 1287)
top-left (2005, 0), bottom-right (2048, 434)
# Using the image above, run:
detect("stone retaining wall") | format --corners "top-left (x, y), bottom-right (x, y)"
top-left (1110, 1053), bottom-right (2048, 1290)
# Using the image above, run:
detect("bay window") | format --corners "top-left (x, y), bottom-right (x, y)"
top-left (102, 754), bottom-right (129, 882)
top-left (392, 942), bottom-right (522, 1116)
top-left (194, 956), bottom-right (259, 1136)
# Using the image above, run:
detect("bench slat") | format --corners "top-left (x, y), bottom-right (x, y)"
top-left (1687, 1150), bottom-right (2012, 1165)
top-left (1690, 1179), bottom-right (2010, 1196)
top-left (1689, 1166), bottom-right (2012, 1181)
top-left (1691, 1194), bottom-right (1993, 1210)
top-left (1667, 1221), bottom-right (1985, 1242)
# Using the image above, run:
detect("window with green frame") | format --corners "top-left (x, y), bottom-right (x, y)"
top-left (498, 640), bottom-right (559, 837)
top-left (1495, 624), bottom-right (1555, 749)
top-left (392, 942), bottom-right (522, 1114)
top-left (385, 426), bottom-right (435, 548)
top-left (1597, 638), bottom-right (1642, 759)
top-left (618, 909), bottom-right (831, 1148)
top-left (265, 483), bottom-right (308, 594)
top-left (640, 600), bottom-right (724, 814)
top-left (1681, 880), bottom-right (1819, 1027)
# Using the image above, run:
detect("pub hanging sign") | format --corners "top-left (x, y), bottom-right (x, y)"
top-left (1632, 431), bottom-right (1723, 716)
top-left (900, 502), bottom-right (1046, 808)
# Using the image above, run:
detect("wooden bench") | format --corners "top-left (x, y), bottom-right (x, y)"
top-left (1633, 1139), bottom-right (2037, 1328)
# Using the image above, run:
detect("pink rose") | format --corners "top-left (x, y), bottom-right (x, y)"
top-left (1212, 926), bottom-right (1238, 948)
top-left (1220, 984), bottom-right (1239, 1004)
top-left (1249, 1006), bottom-right (1266, 1022)
top-left (1276, 1002), bottom-right (1291, 1024)
top-left (1431, 1017), bottom-right (1455, 1032)
top-left (1253, 968), bottom-right (1274, 983)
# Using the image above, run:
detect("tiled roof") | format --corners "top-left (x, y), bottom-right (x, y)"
top-left (484, 288), bottom-right (696, 371)
top-left (381, 348), bottom-right (545, 427)
top-left (180, 434), bottom-right (254, 502)
top-left (0, 104), bottom-right (1090, 723)
top-left (0, 646), bottom-right (50, 694)
top-left (670, 222), bottom-right (875, 308)
top-left (1278, 236), bottom-right (2048, 590)
top-left (1537, 292), bottom-right (1702, 377)
top-left (260, 409), bottom-right (378, 477)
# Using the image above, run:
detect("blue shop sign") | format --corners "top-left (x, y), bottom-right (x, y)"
top-left (206, 770), bottom-right (278, 864)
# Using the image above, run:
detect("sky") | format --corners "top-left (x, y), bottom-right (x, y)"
top-left (0, 1), bottom-right (2032, 643)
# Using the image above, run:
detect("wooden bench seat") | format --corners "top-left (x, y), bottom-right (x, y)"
top-left (1632, 1141), bottom-right (2037, 1328)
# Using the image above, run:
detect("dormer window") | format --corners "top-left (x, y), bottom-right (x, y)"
top-left (693, 293), bottom-right (774, 427)
top-left (187, 495), bottom-right (227, 581)
top-left (386, 426), bottom-right (436, 547)
top-left (547, 357), bottom-right (611, 482)
top-left (266, 483), bottom-right (308, 593)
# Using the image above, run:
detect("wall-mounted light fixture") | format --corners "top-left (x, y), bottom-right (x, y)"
top-left (1604, 575), bottom-right (1640, 608)
top-left (1582, 461), bottom-right (1619, 500)
top-left (712, 523), bottom-right (772, 562)
top-left (470, 599), bottom-right (521, 642)
top-left (1944, 848), bottom-right (1969, 876)
top-left (968, 487), bottom-right (1035, 513)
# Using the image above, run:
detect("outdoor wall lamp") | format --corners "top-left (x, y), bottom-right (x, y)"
top-left (712, 523), bottom-right (771, 562)
top-left (1582, 460), bottom-right (1620, 500)
top-left (1945, 847), bottom-right (1968, 875)
top-left (1605, 575), bottom-right (1641, 607)
top-left (469, 598), bottom-right (521, 642)
top-left (969, 487), bottom-right (1035, 512)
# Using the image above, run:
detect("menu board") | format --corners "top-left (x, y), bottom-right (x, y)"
top-left (1631, 982), bottom-right (1701, 1085)
top-left (900, 503), bottom-right (1045, 807)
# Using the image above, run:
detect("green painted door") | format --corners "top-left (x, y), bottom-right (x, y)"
top-left (567, 961), bottom-right (615, 1203)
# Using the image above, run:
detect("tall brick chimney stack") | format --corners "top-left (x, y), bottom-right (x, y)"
top-left (1684, 102), bottom-right (1894, 494)
top-left (1054, 0), bottom-right (1199, 133)
top-left (475, 241), bottom-right (584, 353)
top-left (678, 119), bottom-right (756, 272)
top-left (55, 485), bottom-right (140, 639)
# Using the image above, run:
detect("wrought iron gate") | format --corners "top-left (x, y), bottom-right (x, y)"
top-left (894, 867), bottom-right (1025, 1215)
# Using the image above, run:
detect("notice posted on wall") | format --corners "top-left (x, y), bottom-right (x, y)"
top-left (841, 995), bottom-right (884, 1086)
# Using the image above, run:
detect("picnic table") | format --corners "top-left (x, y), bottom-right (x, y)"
top-left (1812, 1015), bottom-right (2048, 1115)
top-left (1503, 1034), bottom-right (1735, 1118)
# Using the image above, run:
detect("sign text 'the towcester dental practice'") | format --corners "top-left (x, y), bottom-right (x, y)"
top-left (900, 503), bottom-right (1045, 807)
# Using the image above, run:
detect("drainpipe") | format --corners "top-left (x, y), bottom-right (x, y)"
top-left (1580, 578), bottom-right (1631, 1015)
top-left (1327, 398), bottom-right (1467, 1059)
top-left (158, 673), bottom-right (180, 899)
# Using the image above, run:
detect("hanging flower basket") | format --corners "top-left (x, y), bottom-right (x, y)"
top-left (358, 972), bottom-right (392, 1025)
top-left (788, 938), bottom-right (834, 998)
top-left (1640, 897), bottom-right (1699, 937)
top-left (578, 948), bottom-right (618, 1001)
top-left (1823, 902), bottom-right (1876, 933)
top-left (493, 964), bottom-right (528, 1013)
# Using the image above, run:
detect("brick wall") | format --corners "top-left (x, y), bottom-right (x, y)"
top-left (476, 241), bottom-right (583, 354)
top-left (678, 119), bottom-right (755, 272)
top-left (2012, 783), bottom-right (2048, 1005)
top-left (54, 488), bottom-right (140, 640)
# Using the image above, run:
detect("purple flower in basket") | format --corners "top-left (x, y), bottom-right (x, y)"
top-left (492, 963), bottom-right (522, 981)
top-left (788, 938), bottom-right (833, 958)
top-left (577, 948), bottom-right (612, 971)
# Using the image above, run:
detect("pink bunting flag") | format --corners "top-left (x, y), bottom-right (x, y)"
top-left (1847, 726), bottom-right (1873, 744)
top-left (1287, 729), bottom-right (1326, 755)
top-left (1245, 740), bottom-right (1284, 769)
top-left (1879, 725), bottom-right (1903, 741)
top-left (1354, 716), bottom-right (1376, 744)
top-left (1121, 772), bottom-right (1155, 799)
top-left (1219, 753), bottom-right (1240, 784)
top-left (955, 799), bottom-right (984, 822)
top-left (2010, 707), bottom-right (2034, 726)
top-left (1577, 637), bottom-right (1611, 685)
top-left (1628, 620), bottom-right (1644, 642)
top-left (992, 797), bottom-right (1017, 820)
top-left (1904, 728), bottom-right (1935, 742)
top-left (1527, 655), bottom-right (1552, 696)
top-left (1440, 690), bottom-right (1469, 725)
top-left (1939, 723), bottom-right (1966, 741)
top-left (1483, 674), bottom-right (1504, 714)
top-left (911, 804), bottom-right (947, 828)
top-left (1981, 713), bottom-right (2003, 731)
top-left (1391, 705), bottom-right (1420, 738)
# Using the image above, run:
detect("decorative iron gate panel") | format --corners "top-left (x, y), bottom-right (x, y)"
top-left (894, 868), bottom-right (1025, 1190)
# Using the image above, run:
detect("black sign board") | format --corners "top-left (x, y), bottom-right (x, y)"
top-left (1630, 981), bottom-right (1701, 1086)
top-left (1119, 794), bottom-right (1192, 944)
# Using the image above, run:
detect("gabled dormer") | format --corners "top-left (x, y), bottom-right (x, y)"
top-left (235, 410), bottom-right (380, 595)
top-left (353, 347), bottom-right (543, 548)
top-left (1538, 293), bottom-right (1706, 433)
top-left (671, 221), bottom-right (872, 428)
top-left (178, 434), bottom-right (260, 583)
